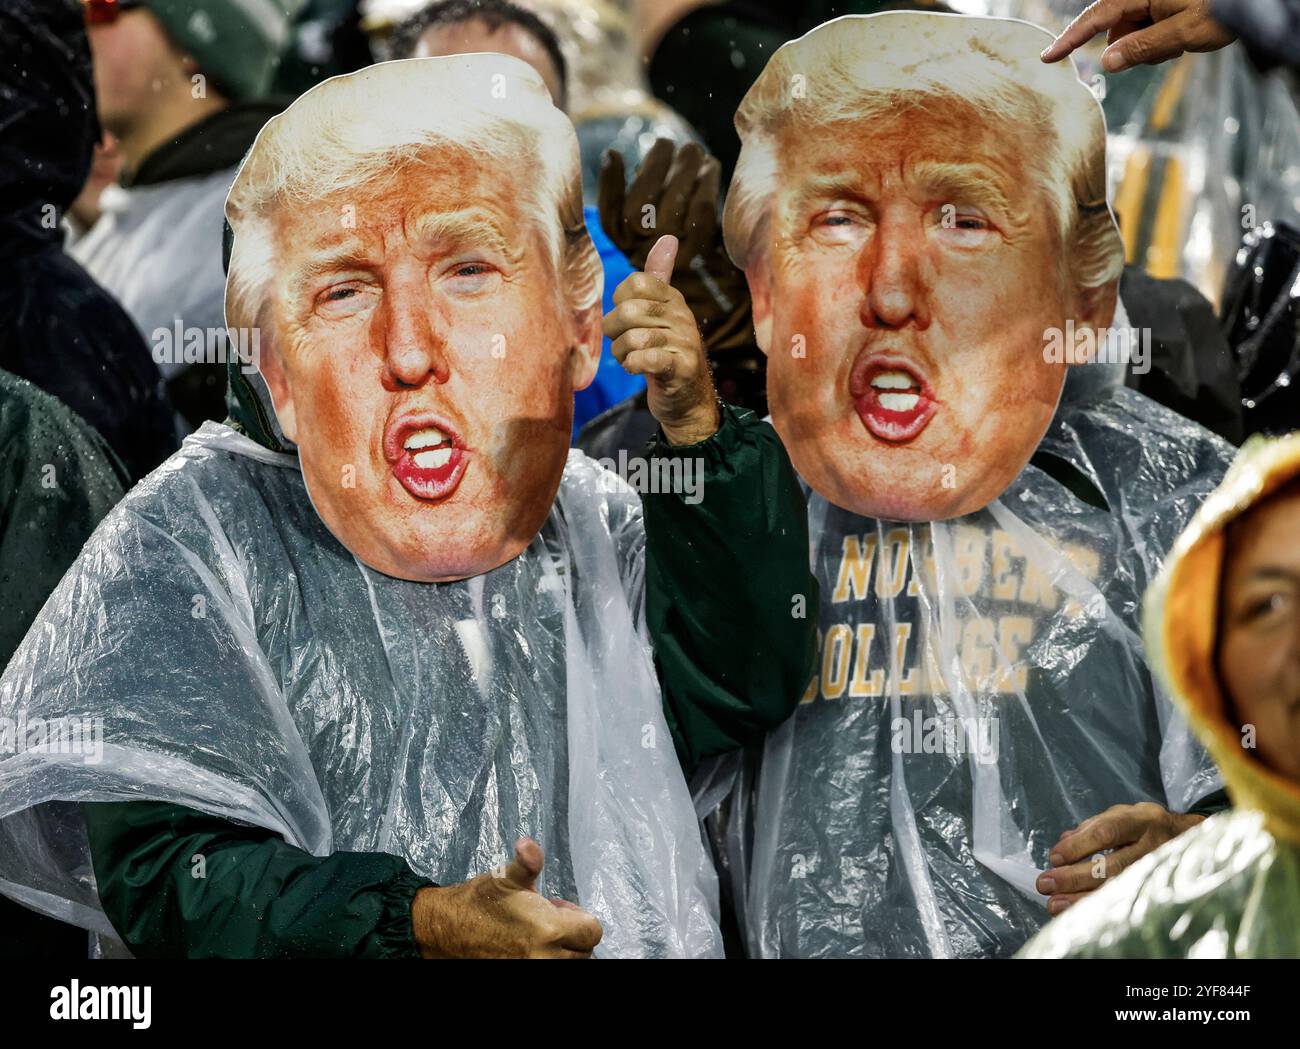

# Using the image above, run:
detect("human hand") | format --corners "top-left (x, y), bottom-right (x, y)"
top-left (412, 837), bottom-right (603, 958)
top-left (598, 139), bottom-right (752, 354)
top-left (603, 235), bottom-right (720, 446)
top-left (1040, 0), bottom-right (1236, 72)
top-left (1035, 802), bottom-right (1204, 915)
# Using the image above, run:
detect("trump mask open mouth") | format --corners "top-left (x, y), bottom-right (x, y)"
top-left (723, 11), bottom-right (1124, 522)
top-left (225, 56), bottom-right (603, 581)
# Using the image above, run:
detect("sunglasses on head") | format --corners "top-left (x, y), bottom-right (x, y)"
top-left (82, 0), bottom-right (145, 26)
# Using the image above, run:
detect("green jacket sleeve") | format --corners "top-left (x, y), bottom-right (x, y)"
top-left (643, 402), bottom-right (818, 773)
top-left (82, 801), bottom-right (432, 959)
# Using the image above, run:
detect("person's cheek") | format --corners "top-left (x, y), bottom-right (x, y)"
top-left (1222, 630), bottom-right (1271, 735)
top-left (308, 359), bottom-right (348, 435)
top-left (477, 343), bottom-right (542, 486)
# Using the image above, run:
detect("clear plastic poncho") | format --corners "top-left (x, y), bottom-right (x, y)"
top-left (1105, 43), bottom-right (1300, 310)
top-left (706, 348), bottom-right (1235, 959)
top-left (0, 423), bottom-right (723, 959)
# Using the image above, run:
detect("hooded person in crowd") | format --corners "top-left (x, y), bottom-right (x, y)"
top-left (1023, 431), bottom-right (1300, 958)
top-left (706, 11), bottom-right (1234, 959)
top-left (0, 56), bottom-right (816, 959)
top-left (645, 1), bottom-right (955, 188)
top-left (272, 0), bottom-right (373, 97)
top-left (0, 0), bottom-right (176, 483)
top-left (71, 0), bottom-right (299, 430)
top-left (1214, 0), bottom-right (1300, 72)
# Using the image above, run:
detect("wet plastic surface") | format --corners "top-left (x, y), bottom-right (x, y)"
top-left (0, 424), bottom-right (723, 958)
top-left (706, 361), bottom-right (1235, 958)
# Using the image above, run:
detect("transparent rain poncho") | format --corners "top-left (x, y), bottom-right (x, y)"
top-left (1104, 44), bottom-right (1300, 309)
top-left (0, 423), bottom-right (723, 959)
top-left (702, 349), bottom-right (1235, 959)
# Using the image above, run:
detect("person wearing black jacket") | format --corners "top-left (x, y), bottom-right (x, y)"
top-left (0, 0), bottom-right (176, 483)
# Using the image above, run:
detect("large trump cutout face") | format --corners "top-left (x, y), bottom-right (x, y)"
top-left (723, 13), bottom-right (1124, 522)
top-left (225, 57), bottom-right (602, 581)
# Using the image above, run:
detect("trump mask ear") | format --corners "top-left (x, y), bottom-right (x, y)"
top-left (746, 259), bottom-right (773, 356)
top-left (254, 322), bottom-right (298, 444)
top-left (568, 301), bottom-right (604, 391)
top-left (1066, 277), bottom-right (1120, 366)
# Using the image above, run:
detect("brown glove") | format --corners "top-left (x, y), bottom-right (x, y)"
top-left (598, 139), bottom-right (754, 355)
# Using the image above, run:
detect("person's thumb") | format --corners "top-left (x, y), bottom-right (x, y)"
top-left (500, 837), bottom-right (544, 892)
top-left (645, 234), bottom-right (679, 284)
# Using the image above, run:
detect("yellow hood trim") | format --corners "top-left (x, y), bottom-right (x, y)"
top-left (1144, 432), bottom-right (1300, 845)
